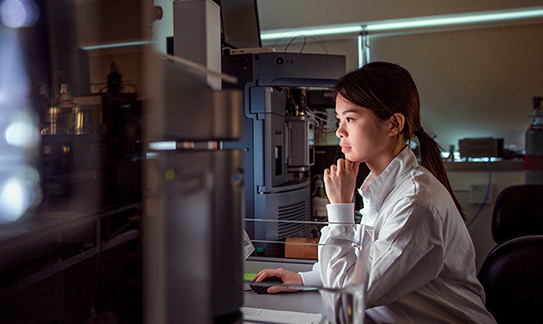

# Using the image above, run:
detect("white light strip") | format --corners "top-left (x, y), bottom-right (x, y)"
top-left (261, 7), bottom-right (543, 40)
top-left (367, 8), bottom-right (543, 31)
top-left (80, 40), bottom-right (151, 51)
top-left (149, 141), bottom-right (177, 151)
top-left (262, 25), bottom-right (362, 40)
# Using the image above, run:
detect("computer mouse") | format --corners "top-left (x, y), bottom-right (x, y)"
top-left (249, 276), bottom-right (283, 294)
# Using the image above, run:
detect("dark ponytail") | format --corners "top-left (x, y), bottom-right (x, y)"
top-left (416, 131), bottom-right (467, 221)
top-left (334, 62), bottom-right (466, 221)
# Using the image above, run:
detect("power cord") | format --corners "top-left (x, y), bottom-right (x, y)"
top-left (467, 160), bottom-right (492, 228)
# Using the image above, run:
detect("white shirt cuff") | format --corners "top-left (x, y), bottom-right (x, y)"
top-left (326, 203), bottom-right (355, 224)
top-left (299, 270), bottom-right (322, 287)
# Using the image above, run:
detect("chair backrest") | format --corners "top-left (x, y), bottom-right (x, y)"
top-left (478, 235), bottom-right (543, 324)
top-left (492, 184), bottom-right (543, 244)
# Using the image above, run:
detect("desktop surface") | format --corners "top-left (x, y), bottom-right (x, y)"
top-left (243, 258), bottom-right (326, 322)
top-left (243, 282), bottom-right (323, 314)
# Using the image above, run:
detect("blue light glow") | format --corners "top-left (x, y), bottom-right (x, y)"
top-left (0, 8), bottom-right (39, 223)
top-left (0, 0), bottom-right (39, 28)
top-left (5, 116), bottom-right (39, 147)
top-left (0, 178), bottom-right (25, 222)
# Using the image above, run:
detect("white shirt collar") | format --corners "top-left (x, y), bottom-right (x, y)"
top-left (358, 147), bottom-right (419, 226)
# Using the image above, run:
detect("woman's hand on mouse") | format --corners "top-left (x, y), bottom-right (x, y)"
top-left (324, 158), bottom-right (360, 204)
top-left (251, 268), bottom-right (303, 293)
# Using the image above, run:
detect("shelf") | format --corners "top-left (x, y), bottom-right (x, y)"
top-left (0, 204), bottom-right (141, 298)
top-left (444, 160), bottom-right (524, 172)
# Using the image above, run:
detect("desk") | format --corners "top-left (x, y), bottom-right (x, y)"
top-left (243, 284), bottom-right (323, 314)
top-left (243, 258), bottom-right (327, 323)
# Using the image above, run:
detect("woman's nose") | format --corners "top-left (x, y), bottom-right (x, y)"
top-left (336, 123), bottom-right (345, 138)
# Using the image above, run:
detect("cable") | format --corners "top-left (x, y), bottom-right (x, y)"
top-left (270, 30), bottom-right (329, 54)
top-left (305, 108), bottom-right (337, 134)
top-left (284, 35), bottom-right (307, 53)
top-left (467, 159), bottom-right (492, 228)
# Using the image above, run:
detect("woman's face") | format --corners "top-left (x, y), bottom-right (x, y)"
top-left (335, 95), bottom-right (397, 174)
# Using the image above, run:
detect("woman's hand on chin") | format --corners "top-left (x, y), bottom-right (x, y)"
top-left (324, 159), bottom-right (360, 204)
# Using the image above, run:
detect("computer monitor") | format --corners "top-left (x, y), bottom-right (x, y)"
top-left (213, 0), bottom-right (262, 49)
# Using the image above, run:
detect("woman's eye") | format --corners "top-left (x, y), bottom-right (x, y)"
top-left (346, 117), bottom-right (354, 122)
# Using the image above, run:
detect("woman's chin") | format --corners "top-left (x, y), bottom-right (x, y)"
top-left (343, 152), bottom-right (359, 162)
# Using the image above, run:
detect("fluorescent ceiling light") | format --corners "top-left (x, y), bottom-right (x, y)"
top-left (149, 141), bottom-right (177, 151)
top-left (80, 40), bottom-right (151, 51)
top-left (368, 7), bottom-right (543, 31)
top-left (262, 25), bottom-right (362, 40)
top-left (261, 6), bottom-right (543, 40)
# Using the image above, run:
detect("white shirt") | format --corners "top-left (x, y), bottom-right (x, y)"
top-left (300, 147), bottom-right (496, 323)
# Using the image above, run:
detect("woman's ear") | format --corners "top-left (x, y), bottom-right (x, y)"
top-left (389, 113), bottom-right (405, 136)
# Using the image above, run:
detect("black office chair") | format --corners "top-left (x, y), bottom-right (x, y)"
top-left (492, 184), bottom-right (543, 244)
top-left (478, 235), bottom-right (543, 324)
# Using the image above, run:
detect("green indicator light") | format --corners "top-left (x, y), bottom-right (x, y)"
top-left (165, 169), bottom-right (176, 181)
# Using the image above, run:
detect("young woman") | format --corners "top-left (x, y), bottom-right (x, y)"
top-left (252, 62), bottom-right (496, 323)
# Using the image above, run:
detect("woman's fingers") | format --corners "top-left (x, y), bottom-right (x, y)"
top-left (324, 159), bottom-right (360, 204)
top-left (251, 269), bottom-right (277, 282)
top-left (250, 268), bottom-right (303, 294)
top-left (327, 159), bottom-right (359, 175)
